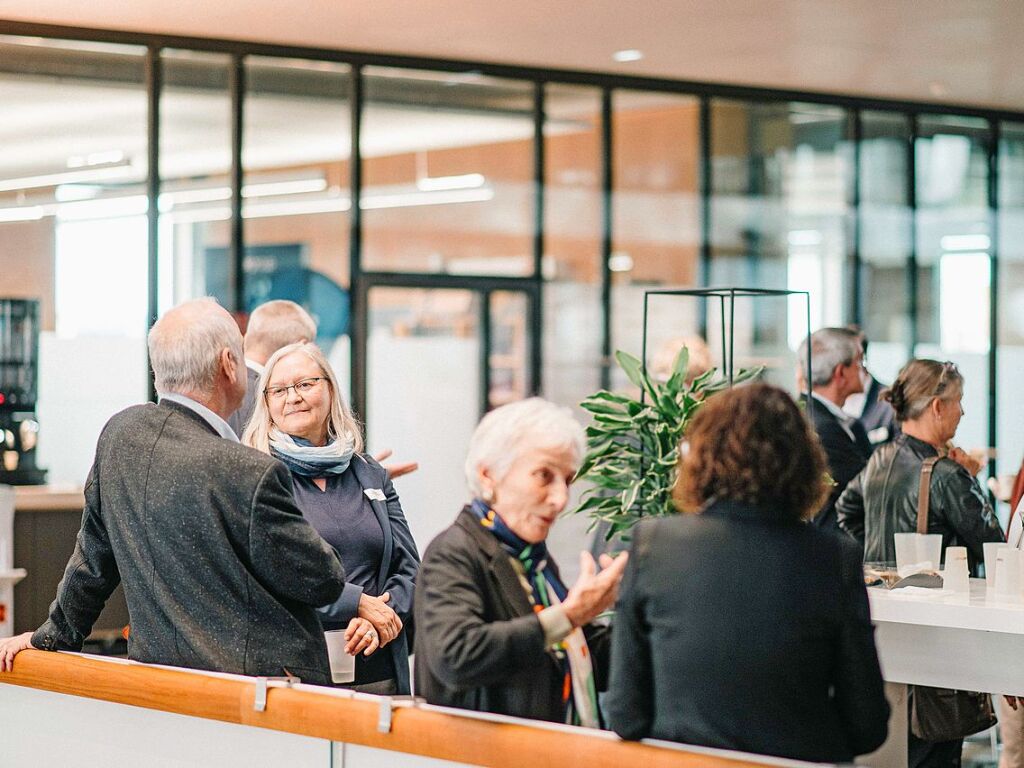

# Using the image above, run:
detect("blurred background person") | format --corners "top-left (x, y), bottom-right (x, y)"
top-left (605, 383), bottom-right (888, 762)
top-left (797, 328), bottom-right (873, 532)
top-left (228, 299), bottom-right (316, 437)
top-left (843, 326), bottom-right (898, 448)
top-left (414, 398), bottom-right (628, 725)
top-left (244, 342), bottom-right (419, 695)
top-left (649, 335), bottom-right (712, 385)
top-left (837, 359), bottom-right (1004, 768)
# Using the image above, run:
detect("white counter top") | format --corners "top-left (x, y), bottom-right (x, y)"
top-left (868, 578), bottom-right (1024, 635)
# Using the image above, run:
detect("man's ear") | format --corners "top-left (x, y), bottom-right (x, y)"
top-left (220, 347), bottom-right (239, 382)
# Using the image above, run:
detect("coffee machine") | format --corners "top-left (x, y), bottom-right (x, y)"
top-left (0, 299), bottom-right (46, 485)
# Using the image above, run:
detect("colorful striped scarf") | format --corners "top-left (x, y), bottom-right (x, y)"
top-left (470, 499), bottom-right (599, 728)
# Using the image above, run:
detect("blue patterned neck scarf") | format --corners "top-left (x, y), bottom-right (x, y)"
top-left (470, 498), bottom-right (567, 603)
top-left (269, 429), bottom-right (355, 477)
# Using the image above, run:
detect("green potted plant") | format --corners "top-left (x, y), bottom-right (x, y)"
top-left (573, 346), bottom-right (762, 539)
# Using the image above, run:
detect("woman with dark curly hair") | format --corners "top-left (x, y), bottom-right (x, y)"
top-left (605, 383), bottom-right (889, 763)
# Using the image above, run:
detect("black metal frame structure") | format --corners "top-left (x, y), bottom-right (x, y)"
top-left (1, 19), bottom-right (1020, 465)
top-left (640, 287), bottom-right (812, 400)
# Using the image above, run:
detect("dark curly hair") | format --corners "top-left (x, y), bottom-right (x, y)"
top-left (674, 383), bottom-right (829, 522)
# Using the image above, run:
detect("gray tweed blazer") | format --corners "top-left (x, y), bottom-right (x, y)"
top-left (32, 400), bottom-right (346, 684)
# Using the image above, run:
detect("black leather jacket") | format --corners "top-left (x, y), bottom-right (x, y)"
top-left (836, 434), bottom-right (1004, 573)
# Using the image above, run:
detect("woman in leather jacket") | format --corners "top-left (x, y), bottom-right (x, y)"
top-left (837, 359), bottom-right (1003, 573)
top-left (837, 359), bottom-right (1004, 768)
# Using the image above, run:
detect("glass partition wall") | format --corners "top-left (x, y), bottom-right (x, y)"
top-left (2, 23), bottom-right (1023, 528)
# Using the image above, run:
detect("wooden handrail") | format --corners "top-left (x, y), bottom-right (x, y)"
top-left (0, 650), bottom-right (789, 768)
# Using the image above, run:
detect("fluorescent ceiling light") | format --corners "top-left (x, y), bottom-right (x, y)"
top-left (788, 229), bottom-right (823, 247)
top-left (0, 161), bottom-right (136, 193)
top-left (940, 234), bottom-right (990, 252)
top-left (608, 253), bottom-right (634, 272)
top-left (66, 150), bottom-right (125, 169)
top-left (0, 206), bottom-right (45, 223)
top-left (361, 187), bottom-right (494, 210)
top-left (416, 173), bottom-right (486, 192)
top-left (159, 178), bottom-right (329, 209)
top-left (613, 49), bottom-right (644, 63)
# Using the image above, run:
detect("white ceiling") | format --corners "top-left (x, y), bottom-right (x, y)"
top-left (1, 0), bottom-right (1023, 112)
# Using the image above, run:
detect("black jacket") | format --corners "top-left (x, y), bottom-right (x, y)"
top-left (806, 395), bottom-right (873, 531)
top-left (32, 401), bottom-right (346, 684)
top-left (836, 433), bottom-right (1004, 572)
top-left (858, 375), bottom-right (898, 447)
top-left (605, 500), bottom-right (889, 763)
top-left (413, 507), bottom-right (609, 722)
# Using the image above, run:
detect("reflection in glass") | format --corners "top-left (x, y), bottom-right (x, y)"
top-left (709, 100), bottom-right (852, 393)
top-left (914, 115), bottom-right (990, 450)
top-left (489, 291), bottom-right (530, 408)
top-left (859, 111), bottom-right (912, 383)
top-left (366, 287), bottom-right (481, 550)
top-left (610, 91), bottom-right (701, 390)
top-left (542, 84), bottom-right (603, 413)
top-left (158, 49), bottom-right (233, 313)
top-left (362, 68), bottom-right (534, 275)
top-left (242, 56), bottom-right (352, 396)
top-left (997, 123), bottom-right (1024, 504)
top-left (0, 36), bottom-right (149, 484)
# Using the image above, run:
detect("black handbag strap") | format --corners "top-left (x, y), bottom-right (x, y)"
top-left (917, 456), bottom-right (940, 535)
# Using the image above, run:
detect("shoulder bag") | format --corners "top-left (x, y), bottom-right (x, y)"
top-left (909, 456), bottom-right (997, 742)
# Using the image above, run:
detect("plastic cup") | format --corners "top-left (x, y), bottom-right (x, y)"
top-left (983, 542), bottom-right (1006, 589)
top-left (894, 533), bottom-right (917, 572)
top-left (324, 629), bottom-right (355, 684)
top-left (919, 534), bottom-right (942, 570)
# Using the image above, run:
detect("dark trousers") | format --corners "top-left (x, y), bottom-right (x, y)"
top-left (908, 730), bottom-right (963, 768)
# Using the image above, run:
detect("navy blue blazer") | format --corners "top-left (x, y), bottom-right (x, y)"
top-left (309, 454), bottom-right (420, 693)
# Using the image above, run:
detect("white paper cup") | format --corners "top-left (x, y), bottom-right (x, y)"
top-left (942, 546), bottom-right (970, 592)
top-left (324, 629), bottom-right (355, 684)
top-left (995, 549), bottom-right (1021, 598)
top-left (984, 542), bottom-right (1007, 589)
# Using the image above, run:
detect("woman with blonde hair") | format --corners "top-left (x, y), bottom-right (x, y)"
top-left (243, 342), bottom-right (419, 694)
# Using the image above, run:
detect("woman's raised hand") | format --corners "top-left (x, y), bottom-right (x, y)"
top-left (561, 551), bottom-right (629, 629)
top-left (357, 591), bottom-right (402, 647)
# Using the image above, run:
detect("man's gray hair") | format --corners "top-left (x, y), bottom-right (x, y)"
top-left (796, 327), bottom-right (863, 388)
top-left (245, 300), bottom-right (317, 357)
top-left (464, 397), bottom-right (585, 497)
top-left (148, 298), bottom-right (243, 396)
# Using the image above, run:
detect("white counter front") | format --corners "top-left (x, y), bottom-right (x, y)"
top-left (868, 579), bottom-right (1024, 695)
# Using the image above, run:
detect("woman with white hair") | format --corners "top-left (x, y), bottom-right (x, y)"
top-left (243, 342), bottom-right (419, 695)
top-left (413, 398), bottom-right (628, 725)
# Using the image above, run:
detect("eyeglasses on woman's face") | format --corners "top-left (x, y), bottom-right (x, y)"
top-left (265, 376), bottom-right (325, 400)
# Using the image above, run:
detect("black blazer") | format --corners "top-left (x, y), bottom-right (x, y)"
top-left (807, 395), bottom-right (873, 531)
top-left (414, 507), bottom-right (609, 722)
top-left (858, 375), bottom-right (898, 446)
top-left (605, 500), bottom-right (889, 763)
top-left (32, 401), bottom-right (346, 684)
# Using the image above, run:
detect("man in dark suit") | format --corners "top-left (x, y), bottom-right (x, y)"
top-left (0, 298), bottom-right (346, 683)
top-left (227, 299), bottom-right (317, 438)
top-left (798, 328), bottom-right (874, 532)
top-left (842, 330), bottom-right (898, 448)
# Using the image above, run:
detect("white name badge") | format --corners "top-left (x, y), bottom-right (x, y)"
top-left (364, 488), bottom-right (386, 501)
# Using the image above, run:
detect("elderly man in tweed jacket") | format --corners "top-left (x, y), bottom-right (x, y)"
top-left (0, 298), bottom-right (346, 684)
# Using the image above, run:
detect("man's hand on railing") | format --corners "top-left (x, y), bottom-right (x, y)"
top-left (0, 632), bottom-right (34, 672)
